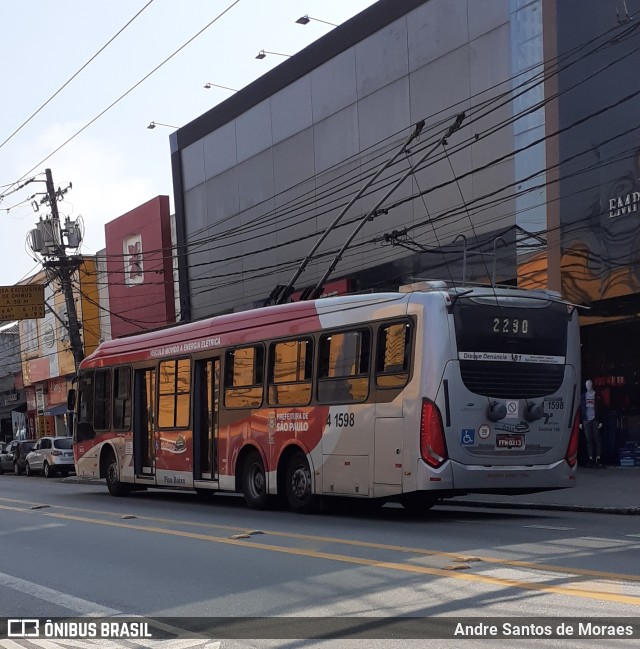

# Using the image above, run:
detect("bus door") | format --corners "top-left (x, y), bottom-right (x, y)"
top-left (134, 368), bottom-right (156, 477)
top-left (193, 357), bottom-right (220, 480)
top-left (373, 321), bottom-right (412, 486)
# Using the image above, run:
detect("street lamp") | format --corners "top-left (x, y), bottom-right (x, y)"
top-left (295, 14), bottom-right (337, 27)
top-left (203, 82), bottom-right (238, 92)
top-left (255, 49), bottom-right (292, 60)
top-left (147, 121), bottom-right (178, 130)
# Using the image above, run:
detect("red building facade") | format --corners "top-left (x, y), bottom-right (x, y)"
top-left (105, 196), bottom-right (176, 338)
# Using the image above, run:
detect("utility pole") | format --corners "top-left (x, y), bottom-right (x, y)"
top-left (29, 169), bottom-right (85, 370)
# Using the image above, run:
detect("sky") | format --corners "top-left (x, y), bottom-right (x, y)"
top-left (0, 0), bottom-right (377, 287)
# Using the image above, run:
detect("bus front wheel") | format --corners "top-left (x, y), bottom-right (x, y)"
top-left (285, 452), bottom-right (318, 514)
top-left (242, 451), bottom-right (268, 510)
top-left (105, 450), bottom-right (130, 497)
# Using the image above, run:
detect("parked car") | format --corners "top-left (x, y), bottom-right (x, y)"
top-left (25, 436), bottom-right (75, 478)
top-left (0, 439), bottom-right (37, 475)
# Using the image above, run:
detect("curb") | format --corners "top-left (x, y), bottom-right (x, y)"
top-left (440, 499), bottom-right (640, 515)
top-left (61, 476), bottom-right (105, 485)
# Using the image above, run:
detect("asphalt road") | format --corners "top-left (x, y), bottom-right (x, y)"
top-left (1, 474), bottom-right (639, 648)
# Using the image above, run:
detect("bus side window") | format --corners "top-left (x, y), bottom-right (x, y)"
top-left (268, 338), bottom-right (313, 406)
top-left (113, 367), bottom-right (132, 430)
top-left (76, 372), bottom-right (95, 442)
top-left (158, 358), bottom-right (191, 428)
top-left (376, 321), bottom-right (412, 389)
top-left (317, 329), bottom-right (370, 404)
top-left (225, 346), bottom-right (264, 409)
top-left (94, 369), bottom-right (112, 431)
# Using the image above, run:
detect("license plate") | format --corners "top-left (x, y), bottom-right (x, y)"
top-left (495, 434), bottom-right (525, 449)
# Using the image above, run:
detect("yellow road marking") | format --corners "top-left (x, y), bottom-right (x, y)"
top-left (1, 497), bottom-right (640, 585)
top-left (2, 503), bottom-right (640, 607)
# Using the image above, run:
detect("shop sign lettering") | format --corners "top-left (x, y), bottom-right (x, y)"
top-left (609, 192), bottom-right (640, 218)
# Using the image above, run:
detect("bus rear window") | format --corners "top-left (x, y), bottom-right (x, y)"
top-left (454, 301), bottom-right (569, 398)
top-left (454, 302), bottom-right (568, 357)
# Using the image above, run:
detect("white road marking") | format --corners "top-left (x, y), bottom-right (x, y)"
top-left (0, 523), bottom-right (64, 537)
top-left (0, 641), bottom-right (221, 649)
top-left (523, 524), bottom-right (574, 531)
top-left (0, 574), bottom-right (220, 647)
top-left (0, 640), bottom-right (25, 649)
top-left (0, 572), bottom-right (119, 616)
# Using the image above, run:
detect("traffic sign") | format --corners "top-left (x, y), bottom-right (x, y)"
top-left (0, 285), bottom-right (45, 319)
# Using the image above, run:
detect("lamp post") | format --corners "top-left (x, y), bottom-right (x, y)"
top-left (203, 82), bottom-right (238, 92)
top-left (295, 14), bottom-right (337, 27)
top-left (147, 121), bottom-right (178, 130)
top-left (255, 49), bottom-right (292, 60)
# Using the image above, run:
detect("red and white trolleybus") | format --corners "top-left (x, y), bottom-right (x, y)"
top-left (71, 281), bottom-right (581, 513)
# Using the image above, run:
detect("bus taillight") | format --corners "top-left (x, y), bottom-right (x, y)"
top-left (420, 399), bottom-right (448, 468)
top-left (565, 410), bottom-right (580, 468)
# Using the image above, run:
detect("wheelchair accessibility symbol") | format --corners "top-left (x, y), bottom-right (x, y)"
top-left (460, 429), bottom-right (475, 445)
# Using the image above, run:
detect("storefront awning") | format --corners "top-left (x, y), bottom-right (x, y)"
top-left (586, 293), bottom-right (640, 317)
top-left (0, 403), bottom-right (27, 418)
top-left (43, 404), bottom-right (68, 417)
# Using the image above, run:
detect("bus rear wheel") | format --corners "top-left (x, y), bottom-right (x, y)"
top-left (105, 450), bottom-right (130, 497)
top-left (242, 451), bottom-right (268, 510)
top-left (285, 452), bottom-right (318, 514)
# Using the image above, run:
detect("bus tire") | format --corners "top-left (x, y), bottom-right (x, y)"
top-left (242, 451), bottom-right (268, 510)
top-left (285, 451), bottom-right (318, 514)
top-left (105, 449), bottom-right (130, 497)
top-left (400, 492), bottom-right (438, 515)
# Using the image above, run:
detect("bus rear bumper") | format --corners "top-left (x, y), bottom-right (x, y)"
top-left (416, 459), bottom-right (576, 495)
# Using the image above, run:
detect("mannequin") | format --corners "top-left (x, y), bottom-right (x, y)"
top-left (580, 379), bottom-right (602, 466)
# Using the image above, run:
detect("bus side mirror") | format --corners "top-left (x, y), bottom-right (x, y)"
top-left (67, 388), bottom-right (76, 411)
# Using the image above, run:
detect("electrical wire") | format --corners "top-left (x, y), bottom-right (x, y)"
top-left (10, 0), bottom-right (242, 185)
top-left (0, 0), bottom-right (157, 154)
top-left (2, 5), bottom-right (639, 352)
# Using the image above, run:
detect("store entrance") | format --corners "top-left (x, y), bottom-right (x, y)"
top-left (581, 318), bottom-right (640, 465)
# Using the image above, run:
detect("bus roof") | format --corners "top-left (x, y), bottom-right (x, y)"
top-left (80, 292), bottom-right (407, 369)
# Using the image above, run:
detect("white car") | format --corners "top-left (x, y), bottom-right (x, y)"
top-left (25, 437), bottom-right (75, 478)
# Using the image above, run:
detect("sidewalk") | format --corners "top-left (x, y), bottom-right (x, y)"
top-left (442, 466), bottom-right (640, 515)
